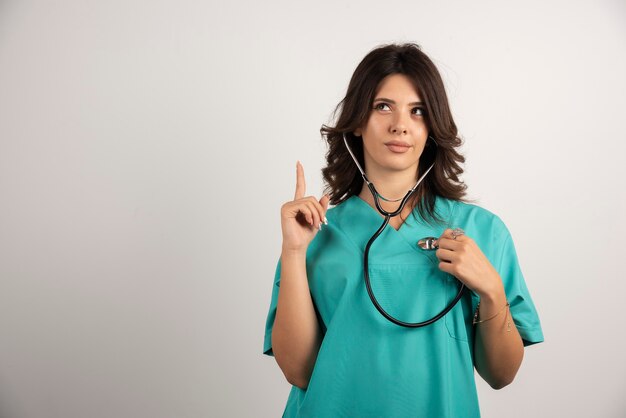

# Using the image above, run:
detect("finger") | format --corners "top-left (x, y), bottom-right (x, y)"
top-left (435, 247), bottom-right (457, 262)
top-left (436, 237), bottom-right (462, 250)
top-left (442, 228), bottom-right (467, 241)
top-left (294, 161), bottom-right (306, 200)
top-left (283, 199), bottom-right (309, 222)
top-left (286, 198), bottom-right (322, 227)
top-left (302, 200), bottom-right (321, 229)
top-left (320, 194), bottom-right (330, 224)
top-left (320, 193), bottom-right (330, 210)
top-left (438, 261), bottom-right (453, 274)
top-left (305, 196), bottom-right (326, 226)
top-left (293, 200), bottom-right (318, 227)
top-left (294, 203), bottom-right (314, 227)
top-left (438, 230), bottom-right (469, 250)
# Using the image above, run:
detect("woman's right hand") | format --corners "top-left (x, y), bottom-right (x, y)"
top-left (281, 161), bottom-right (330, 253)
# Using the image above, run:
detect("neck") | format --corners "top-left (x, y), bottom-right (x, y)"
top-left (357, 167), bottom-right (419, 213)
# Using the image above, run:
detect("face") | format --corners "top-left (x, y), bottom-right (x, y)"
top-left (355, 73), bottom-right (429, 176)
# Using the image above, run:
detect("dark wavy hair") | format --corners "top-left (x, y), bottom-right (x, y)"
top-left (320, 42), bottom-right (473, 226)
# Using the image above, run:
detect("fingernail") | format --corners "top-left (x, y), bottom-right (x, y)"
top-left (318, 223), bottom-right (322, 231)
top-left (323, 216), bottom-right (328, 225)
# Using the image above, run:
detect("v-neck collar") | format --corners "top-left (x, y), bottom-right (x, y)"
top-left (349, 195), bottom-right (414, 233)
top-left (341, 194), bottom-right (455, 259)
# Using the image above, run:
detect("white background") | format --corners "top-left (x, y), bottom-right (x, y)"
top-left (0, 0), bottom-right (624, 417)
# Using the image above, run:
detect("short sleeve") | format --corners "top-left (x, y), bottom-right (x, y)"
top-left (496, 226), bottom-right (545, 347)
top-left (263, 257), bottom-right (281, 356)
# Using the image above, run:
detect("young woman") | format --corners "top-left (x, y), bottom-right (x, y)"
top-left (263, 43), bottom-right (544, 418)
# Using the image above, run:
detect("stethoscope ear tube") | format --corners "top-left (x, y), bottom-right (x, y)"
top-left (343, 132), bottom-right (465, 328)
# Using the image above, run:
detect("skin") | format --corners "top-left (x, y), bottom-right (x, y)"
top-left (274, 73), bottom-right (524, 390)
top-left (273, 162), bottom-right (328, 389)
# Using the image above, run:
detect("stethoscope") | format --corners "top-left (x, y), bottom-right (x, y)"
top-left (343, 133), bottom-right (465, 328)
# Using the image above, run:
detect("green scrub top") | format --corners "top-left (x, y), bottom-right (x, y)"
top-left (263, 195), bottom-right (544, 418)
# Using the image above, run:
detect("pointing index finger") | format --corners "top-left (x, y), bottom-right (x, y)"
top-left (294, 160), bottom-right (306, 200)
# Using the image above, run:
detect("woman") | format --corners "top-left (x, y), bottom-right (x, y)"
top-left (263, 43), bottom-right (544, 418)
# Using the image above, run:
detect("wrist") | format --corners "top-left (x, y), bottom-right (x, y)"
top-left (478, 284), bottom-right (506, 303)
top-left (476, 270), bottom-right (505, 301)
top-left (475, 283), bottom-right (507, 322)
top-left (281, 246), bottom-right (307, 258)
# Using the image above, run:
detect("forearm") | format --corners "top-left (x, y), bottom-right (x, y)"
top-left (271, 248), bottom-right (322, 389)
top-left (473, 284), bottom-right (524, 389)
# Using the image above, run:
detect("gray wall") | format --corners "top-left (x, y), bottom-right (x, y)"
top-left (0, 0), bottom-right (624, 417)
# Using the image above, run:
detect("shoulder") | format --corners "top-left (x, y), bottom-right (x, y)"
top-left (325, 196), bottom-right (353, 217)
top-left (304, 197), bottom-right (361, 263)
top-left (439, 197), bottom-right (511, 239)
top-left (306, 197), bottom-right (354, 245)
top-left (320, 195), bottom-right (360, 229)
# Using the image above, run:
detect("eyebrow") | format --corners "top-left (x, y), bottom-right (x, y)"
top-left (373, 97), bottom-right (424, 106)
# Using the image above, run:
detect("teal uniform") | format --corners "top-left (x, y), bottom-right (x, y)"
top-left (263, 195), bottom-right (544, 417)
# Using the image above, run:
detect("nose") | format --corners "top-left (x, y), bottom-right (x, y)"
top-left (390, 111), bottom-right (408, 135)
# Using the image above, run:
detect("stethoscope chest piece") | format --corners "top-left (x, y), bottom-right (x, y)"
top-left (417, 237), bottom-right (438, 250)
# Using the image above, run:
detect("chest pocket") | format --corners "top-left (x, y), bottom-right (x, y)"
top-left (412, 250), bottom-right (476, 343)
top-left (368, 250), bottom-right (476, 342)
top-left (367, 251), bottom-right (456, 326)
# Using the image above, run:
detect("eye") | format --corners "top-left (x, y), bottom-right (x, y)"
top-left (413, 107), bottom-right (426, 116)
top-left (373, 102), bottom-right (391, 111)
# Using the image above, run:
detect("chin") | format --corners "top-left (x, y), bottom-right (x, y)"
top-left (383, 161), bottom-right (419, 172)
top-left (386, 153), bottom-right (421, 165)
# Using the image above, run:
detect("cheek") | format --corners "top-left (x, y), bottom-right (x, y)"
top-left (414, 123), bottom-right (430, 147)
top-left (415, 120), bottom-right (429, 135)
top-left (361, 139), bottom-right (377, 158)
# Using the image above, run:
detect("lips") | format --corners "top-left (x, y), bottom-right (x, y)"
top-left (384, 140), bottom-right (411, 147)
top-left (385, 142), bottom-right (411, 153)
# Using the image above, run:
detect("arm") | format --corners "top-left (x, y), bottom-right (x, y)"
top-left (434, 228), bottom-right (525, 390)
top-left (271, 248), bottom-right (322, 390)
top-left (473, 283), bottom-right (525, 389)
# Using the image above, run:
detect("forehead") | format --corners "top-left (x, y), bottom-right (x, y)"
top-left (374, 73), bottom-right (421, 100)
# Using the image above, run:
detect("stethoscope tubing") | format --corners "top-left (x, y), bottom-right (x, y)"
top-left (343, 133), bottom-right (466, 328)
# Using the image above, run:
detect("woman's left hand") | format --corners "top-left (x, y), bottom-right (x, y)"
top-left (434, 228), bottom-right (503, 298)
